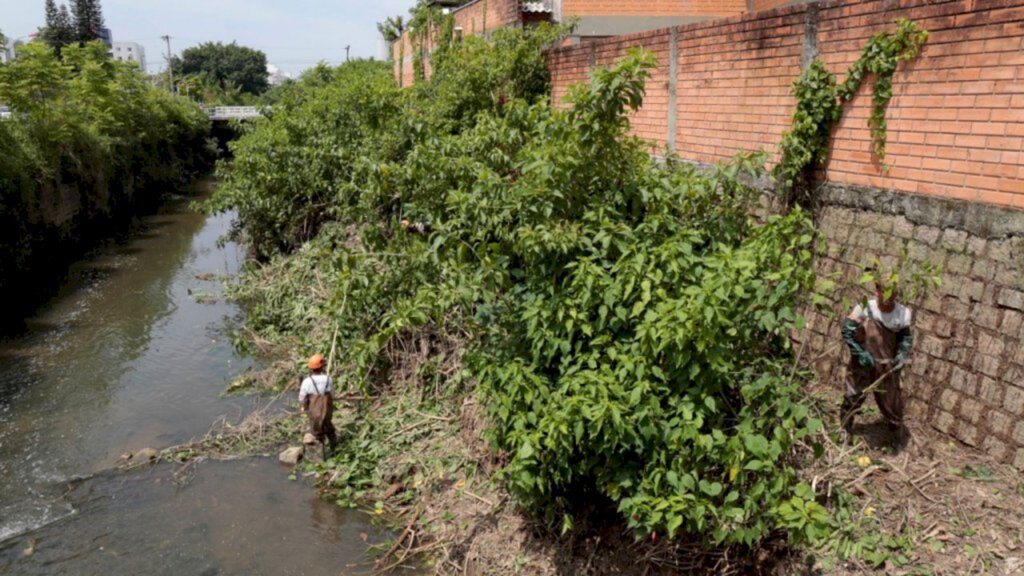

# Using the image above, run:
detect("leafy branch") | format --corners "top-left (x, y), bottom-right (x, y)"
top-left (775, 19), bottom-right (929, 207)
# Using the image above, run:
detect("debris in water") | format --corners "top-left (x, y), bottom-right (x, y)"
top-left (22, 539), bottom-right (36, 558)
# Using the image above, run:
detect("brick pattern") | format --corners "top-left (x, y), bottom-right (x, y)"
top-left (547, 0), bottom-right (1024, 209)
top-left (674, 7), bottom-right (806, 163)
top-left (805, 194), bottom-right (1024, 469)
top-left (751, 0), bottom-right (802, 12)
top-left (562, 0), bottom-right (747, 17)
top-left (818, 0), bottom-right (1024, 209)
top-left (453, 0), bottom-right (522, 36)
top-left (593, 32), bottom-right (674, 148)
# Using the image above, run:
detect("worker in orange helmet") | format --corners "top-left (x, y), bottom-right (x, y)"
top-left (299, 354), bottom-right (337, 452)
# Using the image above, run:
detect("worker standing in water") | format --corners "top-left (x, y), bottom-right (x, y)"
top-left (840, 277), bottom-right (914, 451)
top-left (299, 354), bottom-right (337, 453)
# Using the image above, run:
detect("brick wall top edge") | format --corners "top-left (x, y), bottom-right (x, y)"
top-left (547, 2), bottom-right (813, 57)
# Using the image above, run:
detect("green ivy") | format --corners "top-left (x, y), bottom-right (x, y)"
top-left (775, 19), bottom-right (928, 206)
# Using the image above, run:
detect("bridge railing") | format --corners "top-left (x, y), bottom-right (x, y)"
top-left (206, 106), bottom-right (264, 121)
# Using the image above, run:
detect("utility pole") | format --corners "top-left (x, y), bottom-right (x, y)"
top-left (161, 34), bottom-right (174, 94)
top-left (345, 45), bottom-right (350, 62)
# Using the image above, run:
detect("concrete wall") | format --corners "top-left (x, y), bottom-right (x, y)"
top-left (547, 0), bottom-right (1024, 468)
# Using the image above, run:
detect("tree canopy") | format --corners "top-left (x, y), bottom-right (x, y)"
top-left (173, 42), bottom-right (269, 96)
top-left (70, 0), bottom-right (105, 43)
top-left (40, 0), bottom-right (76, 53)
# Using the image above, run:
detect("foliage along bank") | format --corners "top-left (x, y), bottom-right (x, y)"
top-left (211, 19), bottom-right (840, 557)
top-left (0, 41), bottom-right (212, 328)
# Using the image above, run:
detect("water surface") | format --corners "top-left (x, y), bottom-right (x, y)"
top-left (0, 183), bottom-right (380, 573)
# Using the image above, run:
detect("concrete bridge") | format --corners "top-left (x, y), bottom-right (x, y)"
top-left (206, 106), bottom-right (264, 121)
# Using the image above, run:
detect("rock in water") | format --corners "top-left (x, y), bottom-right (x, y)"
top-left (279, 446), bottom-right (303, 466)
top-left (302, 433), bottom-right (317, 445)
top-left (136, 448), bottom-right (160, 461)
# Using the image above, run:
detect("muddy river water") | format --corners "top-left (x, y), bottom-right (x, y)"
top-left (0, 184), bottom-right (381, 574)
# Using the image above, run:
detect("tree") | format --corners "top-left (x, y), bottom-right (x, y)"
top-left (40, 0), bottom-right (76, 53)
top-left (70, 0), bottom-right (105, 44)
top-left (173, 42), bottom-right (269, 96)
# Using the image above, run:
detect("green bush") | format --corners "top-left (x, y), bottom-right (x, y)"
top-left (220, 25), bottom-right (829, 549)
top-left (0, 41), bottom-right (211, 310)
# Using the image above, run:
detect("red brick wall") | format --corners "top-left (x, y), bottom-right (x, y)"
top-left (818, 0), bottom-right (1024, 208)
top-left (751, 0), bottom-right (800, 12)
top-left (674, 6), bottom-right (806, 163)
top-left (563, 0), bottom-right (747, 17)
top-left (453, 0), bottom-right (522, 35)
top-left (547, 0), bottom-right (1024, 210)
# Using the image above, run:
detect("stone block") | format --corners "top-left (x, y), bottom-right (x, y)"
top-left (943, 298), bottom-right (970, 321)
top-left (972, 306), bottom-right (1002, 331)
top-left (927, 358), bottom-right (952, 382)
top-left (1016, 421), bottom-right (1024, 445)
top-left (979, 377), bottom-right (1004, 407)
top-left (977, 331), bottom-right (1006, 357)
top-left (971, 260), bottom-right (996, 281)
top-left (997, 288), bottom-right (1024, 311)
top-left (987, 239), bottom-right (1014, 264)
top-left (934, 317), bottom-right (954, 338)
top-left (853, 211), bottom-right (875, 229)
top-left (866, 234), bottom-right (888, 252)
top-left (972, 354), bottom-right (1001, 378)
top-left (871, 217), bottom-right (894, 235)
top-left (1014, 449), bottom-right (1024, 471)
top-left (989, 410), bottom-right (1013, 437)
top-left (911, 354), bottom-right (928, 376)
top-left (1005, 386), bottom-right (1024, 416)
top-left (939, 389), bottom-right (961, 411)
top-left (949, 367), bottom-right (977, 395)
top-left (955, 421), bottom-right (980, 447)
top-left (919, 335), bottom-right (947, 357)
top-left (959, 279), bottom-right (985, 303)
top-left (907, 241), bottom-right (929, 263)
top-left (966, 237), bottom-right (987, 256)
top-left (914, 225), bottom-right (941, 246)
top-left (993, 267), bottom-right (1021, 288)
top-left (941, 229), bottom-right (968, 253)
top-left (960, 398), bottom-right (983, 424)
top-left (892, 216), bottom-right (914, 239)
top-left (1001, 311), bottom-right (1022, 336)
top-left (934, 410), bottom-right (956, 434)
top-left (945, 254), bottom-right (972, 275)
top-left (982, 436), bottom-right (1009, 461)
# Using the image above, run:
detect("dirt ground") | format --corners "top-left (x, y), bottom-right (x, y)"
top-left (343, 382), bottom-right (1024, 576)
top-left (797, 381), bottom-right (1024, 576)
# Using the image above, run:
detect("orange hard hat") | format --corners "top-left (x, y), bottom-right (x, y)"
top-left (307, 354), bottom-right (325, 370)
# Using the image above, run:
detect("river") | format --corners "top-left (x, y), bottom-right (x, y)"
top-left (0, 182), bottom-right (381, 574)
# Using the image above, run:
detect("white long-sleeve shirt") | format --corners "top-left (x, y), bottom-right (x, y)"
top-left (298, 374), bottom-right (333, 404)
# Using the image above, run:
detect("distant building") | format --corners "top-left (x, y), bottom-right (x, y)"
top-left (97, 27), bottom-right (113, 48)
top-left (1, 40), bottom-right (13, 64)
top-left (112, 41), bottom-right (146, 71)
top-left (267, 63), bottom-right (292, 87)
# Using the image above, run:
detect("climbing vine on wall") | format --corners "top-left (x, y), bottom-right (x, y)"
top-left (775, 19), bottom-right (929, 207)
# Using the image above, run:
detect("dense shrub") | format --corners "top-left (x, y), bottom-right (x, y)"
top-left (219, 26), bottom-right (829, 549)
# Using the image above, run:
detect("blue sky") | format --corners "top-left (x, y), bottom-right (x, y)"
top-left (2, 0), bottom-right (417, 75)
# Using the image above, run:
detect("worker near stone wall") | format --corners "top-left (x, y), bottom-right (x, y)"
top-left (840, 278), bottom-right (914, 450)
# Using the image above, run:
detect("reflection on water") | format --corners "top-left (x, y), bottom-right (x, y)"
top-left (0, 459), bottom-right (382, 576)
top-left (0, 182), bottom-right (381, 573)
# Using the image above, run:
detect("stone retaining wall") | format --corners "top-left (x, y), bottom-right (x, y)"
top-left (806, 186), bottom-right (1024, 468)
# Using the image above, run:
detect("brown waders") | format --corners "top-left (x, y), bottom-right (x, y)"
top-left (308, 392), bottom-right (337, 448)
top-left (840, 318), bottom-right (907, 444)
